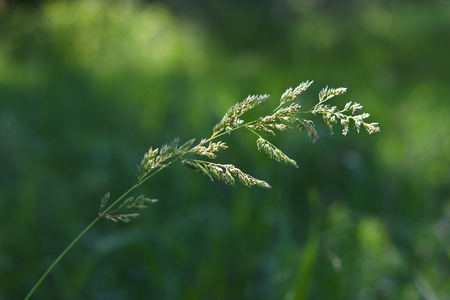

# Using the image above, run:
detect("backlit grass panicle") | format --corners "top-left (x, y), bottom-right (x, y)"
top-left (184, 80), bottom-right (377, 189)
top-left (25, 80), bottom-right (380, 299)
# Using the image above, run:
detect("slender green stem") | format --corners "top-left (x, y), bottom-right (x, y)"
top-left (24, 218), bottom-right (99, 300)
top-left (24, 168), bottom-right (166, 299)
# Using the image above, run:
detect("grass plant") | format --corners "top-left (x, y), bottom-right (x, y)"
top-left (24, 81), bottom-right (379, 299)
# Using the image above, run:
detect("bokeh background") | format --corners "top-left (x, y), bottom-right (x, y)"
top-left (1, 0), bottom-right (449, 299)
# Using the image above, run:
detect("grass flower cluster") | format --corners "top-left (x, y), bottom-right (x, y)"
top-left (312, 86), bottom-right (380, 136)
top-left (25, 81), bottom-right (379, 299)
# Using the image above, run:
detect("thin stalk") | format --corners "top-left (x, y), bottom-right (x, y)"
top-left (24, 218), bottom-right (99, 300)
top-left (25, 152), bottom-right (189, 299)
top-left (25, 95), bottom-right (293, 300)
top-left (25, 171), bottom-right (163, 299)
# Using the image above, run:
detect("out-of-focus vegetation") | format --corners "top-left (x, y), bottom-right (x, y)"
top-left (1, 0), bottom-right (449, 299)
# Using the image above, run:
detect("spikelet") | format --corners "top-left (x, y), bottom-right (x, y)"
top-left (182, 160), bottom-right (271, 189)
top-left (256, 138), bottom-right (298, 168)
top-left (213, 94), bottom-right (269, 133)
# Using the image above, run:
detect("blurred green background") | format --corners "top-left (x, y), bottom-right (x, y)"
top-left (1, 0), bottom-right (449, 299)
